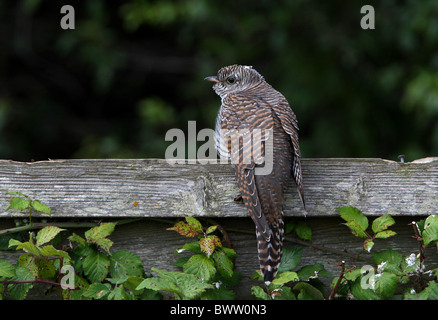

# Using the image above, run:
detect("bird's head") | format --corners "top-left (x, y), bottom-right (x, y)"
top-left (204, 64), bottom-right (264, 98)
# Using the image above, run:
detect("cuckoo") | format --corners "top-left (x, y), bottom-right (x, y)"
top-left (205, 64), bottom-right (305, 284)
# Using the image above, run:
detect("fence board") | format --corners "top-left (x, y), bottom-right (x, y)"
top-left (0, 157), bottom-right (437, 218)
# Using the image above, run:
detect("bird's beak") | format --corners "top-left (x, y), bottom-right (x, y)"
top-left (204, 76), bottom-right (220, 83)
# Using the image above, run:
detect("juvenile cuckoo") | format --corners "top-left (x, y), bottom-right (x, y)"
top-left (205, 65), bottom-right (305, 284)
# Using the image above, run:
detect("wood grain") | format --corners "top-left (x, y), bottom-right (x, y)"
top-left (0, 157), bottom-right (437, 218)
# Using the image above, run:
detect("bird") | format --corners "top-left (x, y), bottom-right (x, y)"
top-left (205, 64), bottom-right (305, 284)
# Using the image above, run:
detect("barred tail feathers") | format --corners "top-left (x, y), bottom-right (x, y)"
top-left (256, 219), bottom-right (284, 285)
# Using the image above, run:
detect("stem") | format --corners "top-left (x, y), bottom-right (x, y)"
top-left (328, 261), bottom-right (345, 300)
top-left (0, 218), bottom-right (144, 235)
top-left (0, 278), bottom-right (79, 290)
top-left (0, 222), bottom-right (98, 235)
top-left (409, 221), bottom-right (425, 272)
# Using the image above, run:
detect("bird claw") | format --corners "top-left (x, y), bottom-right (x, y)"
top-left (234, 194), bottom-right (243, 203)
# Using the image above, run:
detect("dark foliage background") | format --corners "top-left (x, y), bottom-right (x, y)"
top-left (1, 0), bottom-right (437, 161)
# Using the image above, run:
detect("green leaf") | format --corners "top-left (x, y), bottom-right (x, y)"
top-left (7, 197), bottom-right (30, 211)
top-left (83, 283), bottom-right (111, 299)
top-left (185, 217), bottom-right (203, 234)
top-left (201, 286), bottom-right (236, 300)
top-left (338, 206), bottom-right (369, 230)
top-left (296, 263), bottom-right (332, 281)
top-left (273, 286), bottom-right (297, 300)
top-left (199, 235), bottom-right (221, 257)
top-left (404, 281), bottom-right (438, 300)
top-left (422, 215), bottom-right (438, 245)
top-left (183, 254), bottom-right (216, 281)
top-left (180, 241), bottom-right (202, 254)
top-left (18, 254), bottom-right (37, 276)
top-left (372, 214), bottom-right (395, 233)
top-left (374, 272), bottom-right (398, 298)
top-left (94, 238), bottom-right (114, 255)
top-left (351, 278), bottom-right (381, 300)
top-left (62, 274), bottom-right (89, 300)
top-left (212, 249), bottom-right (234, 279)
top-left (31, 200), bottom-right (51, 215)
top-left (205, 225), bottom-right (218, 234)
top-left (278, 247), bottom-right (302, 272)
top-left (137, 276), bottom-right (181, 297)
top-left (7, 265), bottom-right (34, 300)
top-left (251, 286), bottom-right (268, 300)
top-left (375, 230), bottom-right (397, 239)
top-left (343, 268), bottom-right (363, 282)
top-left (0, 259), bottom-right (16, 277)
top-left (9, 239), bottom-right (41, 256)
top-left (68, 233), bottom-right (86, 245)
top-left (83, 250), bottom-right (110, 283)
top-left (110, 250), bottom-right (144, 279)
top-left (285, 220), bottom-right (296, 234)
top-left (39, 245), bottom-right (70, 259)
top-left (272, 271), bottom-right (299, 285)
top-left (35, 258), bottom-right (56, 279)
top-left (85, 222), bottom-right (116, 242)
top-left (338, 206), bottom-right (369, 238)
top-left (293, 282), bottom-right (324, 300)
top-left (295, 221), bottom-right (312, 240)
top-left (36, 226), bottom-right (65, 246)
top-left (137, 268), bottom-right (213, 300)
top-left (372, 249), bottom-right (403, 266)
top-left (378, 261), bottom-right (403, 276)
top-left (363, 239), bottom-right (374, 252)
top-left (167, 221), bottom-right (201, 238)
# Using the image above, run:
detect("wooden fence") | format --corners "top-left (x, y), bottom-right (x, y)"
top-left (0, 158), bottom-right (437, 299)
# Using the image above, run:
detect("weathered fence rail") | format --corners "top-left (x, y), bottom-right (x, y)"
top-left (0, 157), bottom-right (437, 299)
top-left (0, 157), bottom-right (437, 218)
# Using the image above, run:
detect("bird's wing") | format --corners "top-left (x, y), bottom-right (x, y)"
top-left (271, 97), bottom-right (305, 209)
top-left (220, 94), bottom-right (275, 240)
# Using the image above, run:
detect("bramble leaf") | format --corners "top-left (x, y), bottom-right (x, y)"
top-left (251, 286), bottom-right (268, 300)
top-left (199, 235), bottom-right (222, 257)
top-left (363, 239), bottom-right (374, 252)
top-left (278, 247), bottom-right (302, 272)
top-left (31, 200), bottom-right (51, 215)
top-left (374, 272), bottom-right (397, 298)
top-left (375, 230), bottom-right (397, 239)
top-left (83, 250), bottom-right (110, 283)
top-left (7, 197), bottom-right (30, 211)
top-left (272, 271), bottom-right (299, 285)
top-left (85, 222), bottom-right (116, 242)
top-left (422, 215), bottom-right (438, 245)
top-left (372, 248), bottom-right (403, 266)
top-left (295, 221), bottom-right (312, 241)
top-left (338, 206), bottom-right (369, 238)
top-left (205, 225), bottom-right (219, 235)
top-left (372, 214), bottom-right (395, 233)
top-left (36, 226), bottom-right (65, 246)
top-left (110, 250), bottom-right (144, 279)
top-left (183, 254), bottom-right (216, 281)
top-left (167, 221), bottom-right (201, 238)
top-left (137, 267), bottom-right (213, 299)
top-left (212, 248), bottom-right (234, 279)
top-left (0, 259), bottom-right (16, 277)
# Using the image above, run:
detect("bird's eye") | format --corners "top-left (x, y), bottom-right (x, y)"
top-left (226, 77), bottom-right (236, 84)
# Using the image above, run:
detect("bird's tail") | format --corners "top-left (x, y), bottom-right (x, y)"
top-left (256, 219), bottom-right (284, 285)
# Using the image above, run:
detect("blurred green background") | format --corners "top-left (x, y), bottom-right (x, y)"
top-left (0, 0), bottom-right (437, 162)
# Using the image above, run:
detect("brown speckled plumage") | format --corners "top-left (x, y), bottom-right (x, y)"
top-left (205, 65), bottom-right (305, 284)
